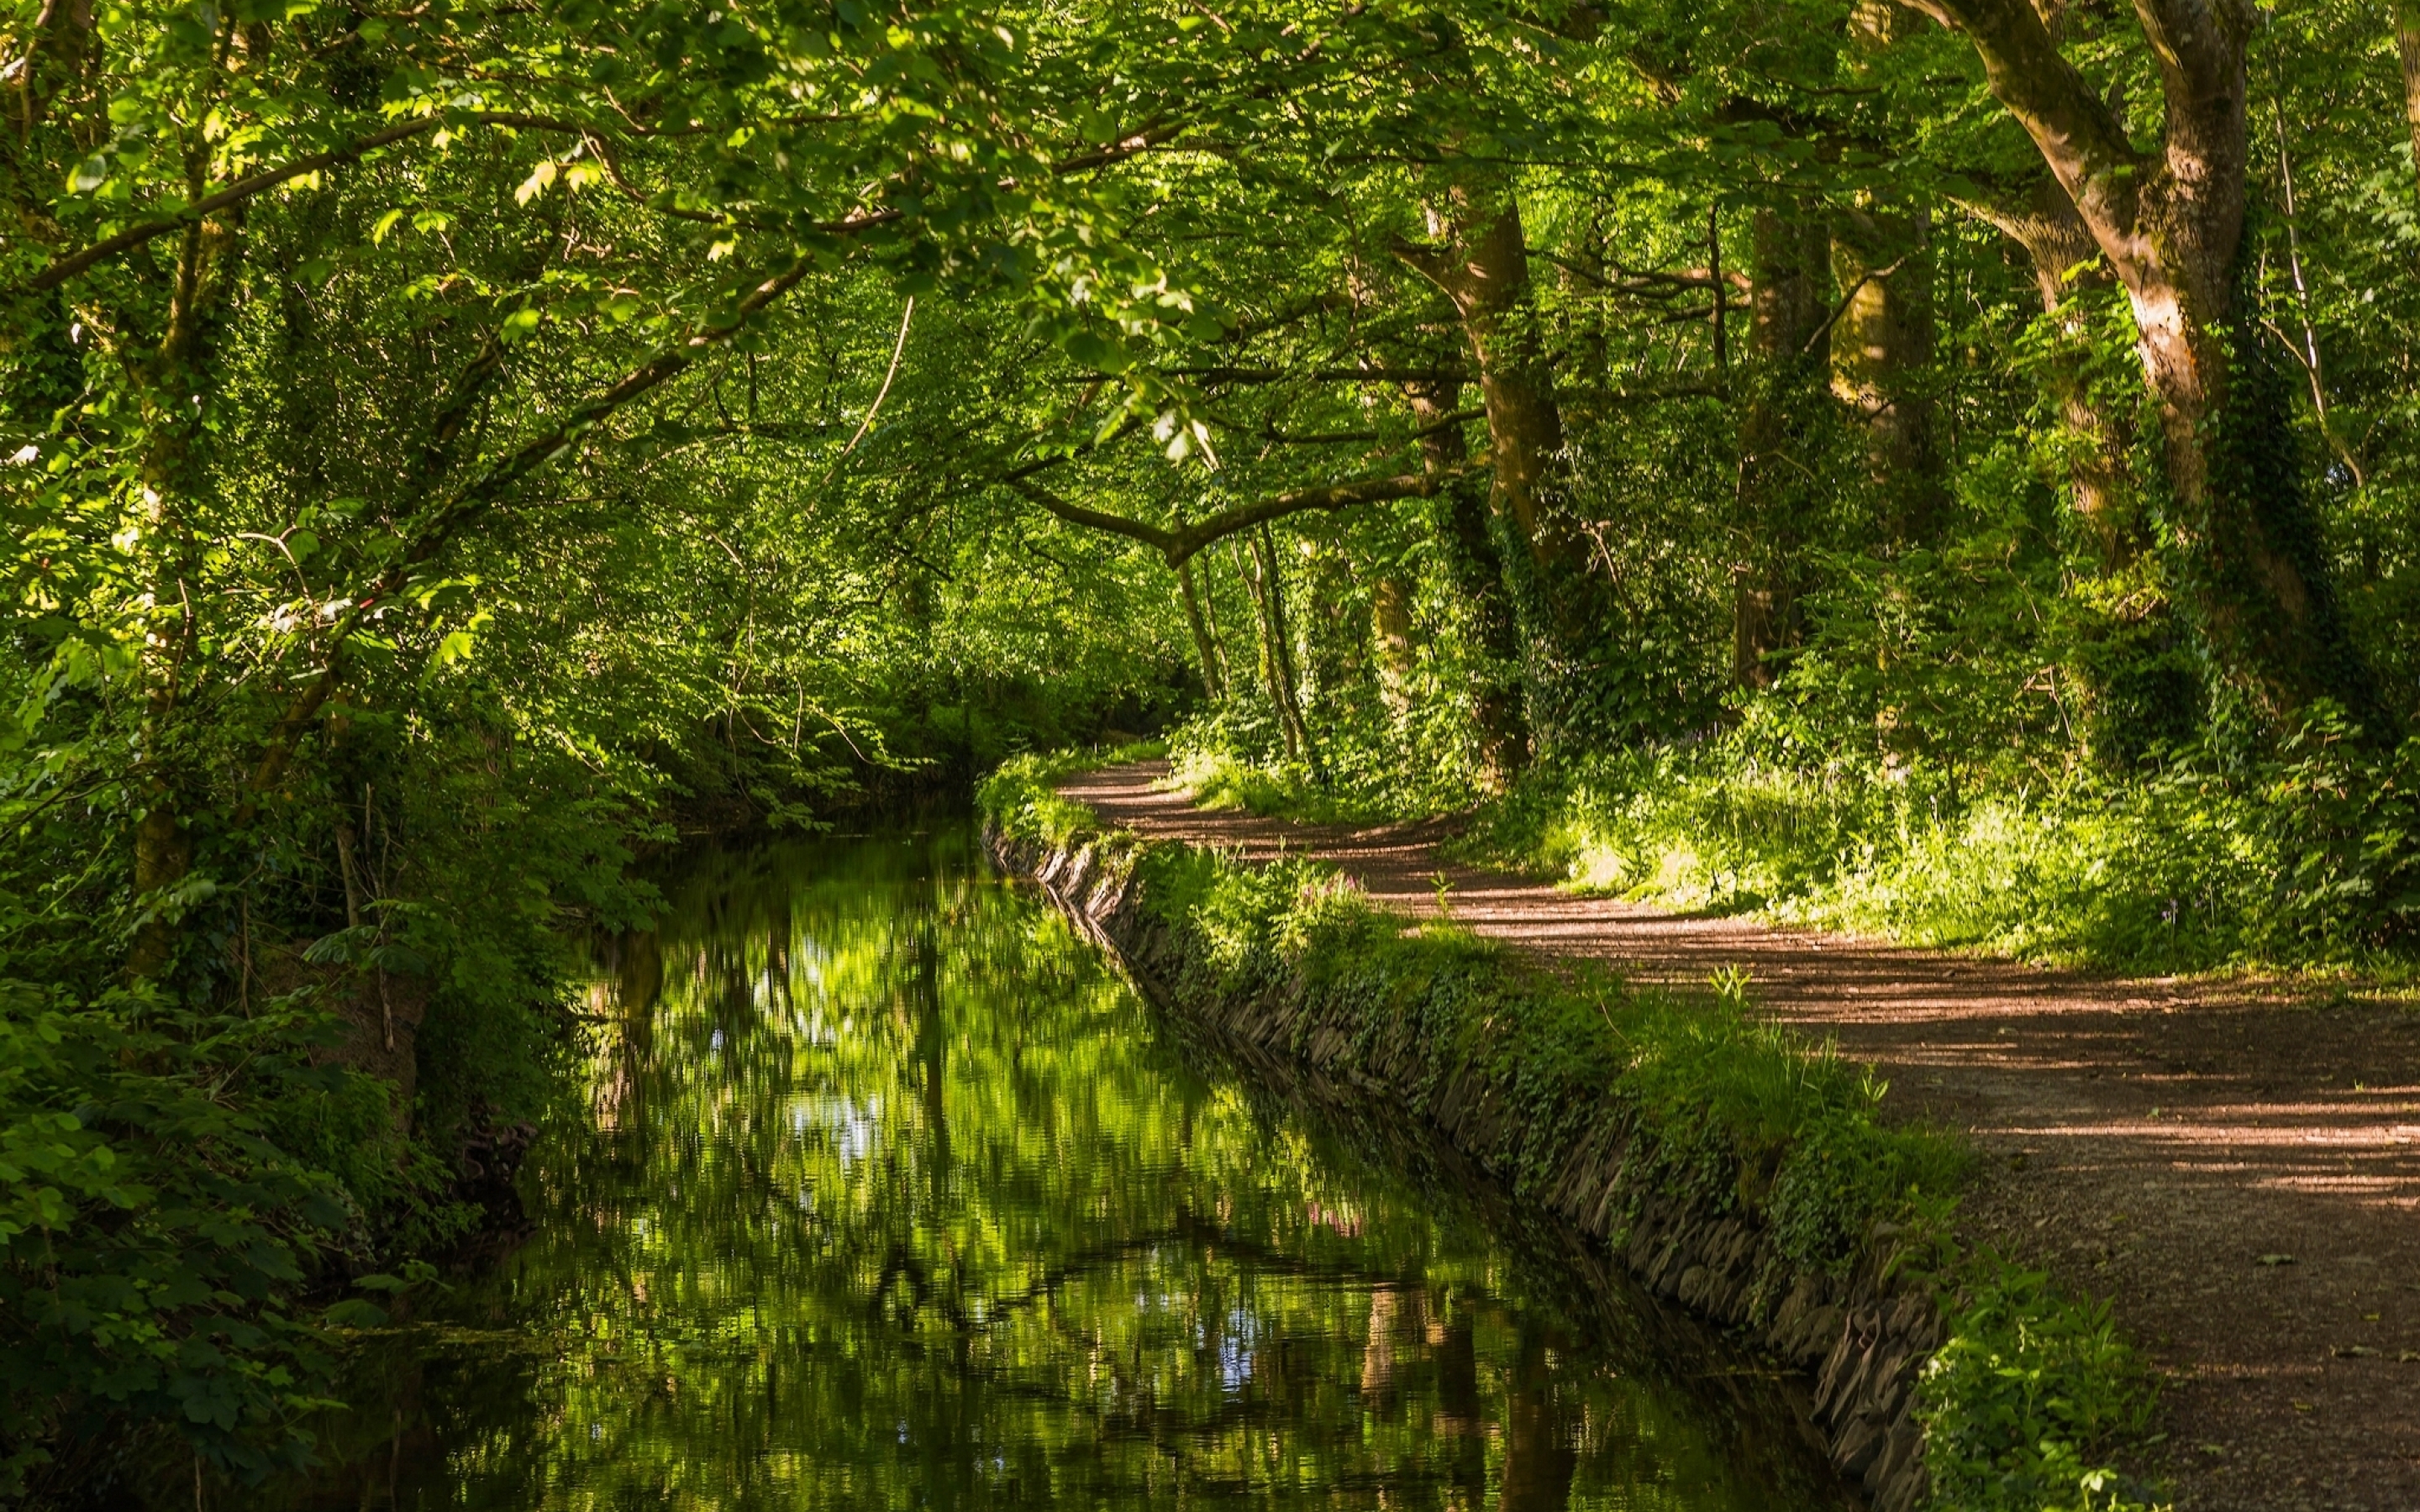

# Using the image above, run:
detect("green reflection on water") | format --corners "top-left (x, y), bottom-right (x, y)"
top-left (279, 827), bottom-right (1850, 1510)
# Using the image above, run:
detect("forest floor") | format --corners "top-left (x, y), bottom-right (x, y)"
top-left (1059, 760), bottom-right (2420, 1512)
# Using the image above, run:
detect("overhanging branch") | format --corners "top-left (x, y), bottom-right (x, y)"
top-left (1008, 459), bottom-right (1481, 568)
top-left (242, 255), bottom-right (815, 802)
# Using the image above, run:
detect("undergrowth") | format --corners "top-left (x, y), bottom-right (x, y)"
top-left (1461, 708), bottom-right (2420, 975)
top-left (1165, 746), bottom-right (1396, 826)
top-left (981, 755), bottom-right (2171, 1511)
top-left (1168, 703), bottom-right (2420, 978)
top-left (975, 742), bottom-right (1166, 848)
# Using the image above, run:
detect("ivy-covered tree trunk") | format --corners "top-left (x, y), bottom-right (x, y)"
top-left (1405, 381), bottom-right (1529, 787)
top-left (1978, 179), bottom-right (2138, 566)
top-left (1732, 203), bottom-right (1833, 690)
top-left (1911, 0), bottom-right (2387, 734)
top-left (1397, 185), bottom-right (1607, 747)
top-left (1395, 191), bottom-right (1581, 586)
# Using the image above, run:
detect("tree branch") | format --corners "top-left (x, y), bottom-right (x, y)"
top-left (18, 110), bottom-right (897, 296)
top-left (1897, 0), bottom-right (2147, 245)
top-left (243, 255), bottom-right (817, 802)
top-left (1009, 460), bottom-right (1480, 568)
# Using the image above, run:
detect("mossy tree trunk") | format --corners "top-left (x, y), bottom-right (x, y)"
top-left (1405, 379), bottom-right (1529, 788)
top-left (1732, 202), bottom-right (1833, 691)
top-left (1912, 0), bottom-right (2388, 733)
top-left (1829, 206), bottom-right (1944, 545)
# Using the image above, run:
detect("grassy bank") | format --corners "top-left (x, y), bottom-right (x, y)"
top-left (982, 752), bottom-right (2165, 1512)
top-left (1167, 714), bottom-right (2420, 979)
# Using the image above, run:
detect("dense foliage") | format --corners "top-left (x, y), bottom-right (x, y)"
top-left (3, 0), bottom-right (2415, 1492)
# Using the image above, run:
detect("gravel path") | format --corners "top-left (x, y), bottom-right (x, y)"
top-left (1060, 760), bottom-right (2420, 1511)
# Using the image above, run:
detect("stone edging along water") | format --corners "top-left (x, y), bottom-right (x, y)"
top-left (992, 822), bottom-right (1942, 1512)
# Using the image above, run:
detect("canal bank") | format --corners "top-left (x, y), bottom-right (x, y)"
top-left (983, 753), bottom-right (2165, 1512)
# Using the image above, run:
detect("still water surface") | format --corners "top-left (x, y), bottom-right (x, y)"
top-left (279, 827), bottom-right (1849, 1509)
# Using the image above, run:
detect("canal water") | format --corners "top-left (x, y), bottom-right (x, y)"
top-left (271, 827), bottom-right (1851, 1509)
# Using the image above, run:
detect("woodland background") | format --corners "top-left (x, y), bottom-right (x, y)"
top-left (3, 0), bottom-right (2418, 1494)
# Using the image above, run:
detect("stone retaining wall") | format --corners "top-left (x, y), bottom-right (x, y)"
top-left (997, 825), bottom-right (1942, 1512)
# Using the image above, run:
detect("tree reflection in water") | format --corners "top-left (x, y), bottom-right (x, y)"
top-left (272, 827), bottom-right (1850, 1511)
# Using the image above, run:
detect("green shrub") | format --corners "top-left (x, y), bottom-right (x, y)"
top-left (0, 979), bottom-right (413, 1494)
top-left (976, 743), bottom-right (1167, 848)
top-left (1919, 1260), bottom-right (2160, 1511)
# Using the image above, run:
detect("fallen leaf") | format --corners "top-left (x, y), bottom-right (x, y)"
top-left (2259, 1253), bottom-right (2296, 1267)
top-left (2332, 1345), bottom-right (2380, 1358)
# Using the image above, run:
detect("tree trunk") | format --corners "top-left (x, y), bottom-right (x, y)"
top-left (1370, 572), bottom-right (1417, 720)
top-left (1829, 206), bottom-right (1944, 543)
top-left (1176, 555), bottom-right (1226, 701)
top-left (1244, 527), bottom-right (1320, 775)
top-left (2401, 0), bottom-right (2420, 197)
top-left (1397, 186), bottom-right (1604, 750)
top-left (1910, 0), bottom-right (2386, 732)
top-left (1977, 177), bottom-right (2138, 565)
top-left (1397, 191), bottom-right (1581, 585)
top-left (1733, 203), bottom-right (1833, 690)
top-left (1405, 380), bottom-right (1529, 787)
top-left (1235, 538), bottom-right (1297, 760)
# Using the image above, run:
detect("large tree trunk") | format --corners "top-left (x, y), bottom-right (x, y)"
top-left (1397, 185), bottom-right (1612, 748)
top-left (1907, 0), bottom-right (2386, 732)
top-left (1405, 380), bottom-right (1529, 787)
top-left (1976, 178), bottom-right (2207, 759)
top-left (1829, 206), bottom-right (1944, 543)
top-left (1835, 3), bottom-right (1946, 544)
top-left (1396, 192), bottom-right (1583, 585)
top-left (1732, 203), bottom-right (1833, 690)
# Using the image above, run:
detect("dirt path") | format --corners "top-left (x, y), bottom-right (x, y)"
top-left (1060, 761), bottom-right (2420, 1512)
